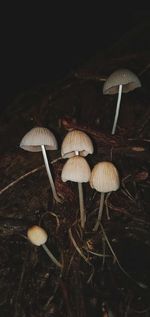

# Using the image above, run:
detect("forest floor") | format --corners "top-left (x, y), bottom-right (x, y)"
top-left (0, 20), bottom-right (150, 317)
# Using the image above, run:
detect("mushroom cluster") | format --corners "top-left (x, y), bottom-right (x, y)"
top-left (19, 68), bottom-right (141, 231)
top-left (20, 68), bottom-right (141, 255)
top-left (20, 126), bottom-right (121, 233)
top-left (61, 130), bottom-right (93, 229)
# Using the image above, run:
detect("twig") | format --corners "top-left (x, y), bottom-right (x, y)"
top-left (138, 63), bottom-right (150, 76)
top-left (0, 156), bottom-right (62, 195)
top-left (59, 279), bottom-right (74, 317)
top-left (85, 249), bottom-right (111, 258)
top-left (100, 223), bottom-right (148, 289)
top-left (14, 247), bottom-right (30, 317)
top-left (102, 236), bottom-right (107, 270)
top-left (39, 211), bottom-right (60, 233)
top-left (132, 306), bottom-right (150, 314)
top-left (107, 200), bottom-right (150, 225)
top-left (135, 107), bottom-right (150, 137)
top-left (0, 165), bottom-right (44, 195)
top-left (44, 270), bottom-right (63, 311)
top-left (68, 228), bottom-right (91, 264)
top-left (61, 116), bottom-right (150, 159)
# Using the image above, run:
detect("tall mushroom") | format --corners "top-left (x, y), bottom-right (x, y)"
top-left (61, 156), bottom-right (91, 229)
top-left (61, 130), bottom-right (94, 158)
top-left (103, 69), bottom-right (141, 135)
top-left (90, 161), bottom-right (119, 231)
top-left (20, 127), bottom-right (61, 203)
top-left (27, 225), bottom-right (62, 268)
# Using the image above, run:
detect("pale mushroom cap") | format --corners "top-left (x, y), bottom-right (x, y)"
top-left (103, 69), bottom-right (141, 95)
top-left (61, 130), bottom-right (94, 158)
top-left (61, 156), bottom-right (91, 183)
top-left (27, 225), bottom-right (48, 246)
top-left (90, 161), bottom-right (119, 193)
top-left (20, 127), bottom-right (58, 152)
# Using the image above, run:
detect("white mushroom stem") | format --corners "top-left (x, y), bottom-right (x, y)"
top-left (112, 84), bottom-right (123, 135)
top-left (93, 192), bottom-right (105, 232)
top-left (78, 182), bottom-right (86, 229)
top-left (42, 243), bottom-right (62, 268)
top-left (41, 145), bottom-right (61, 203)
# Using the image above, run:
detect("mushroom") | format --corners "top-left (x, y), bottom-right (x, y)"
top-left (20, 127), bottom-right (61, 203)
top-left (27, 225), bottom-right (62, 268)
top-left (61, 156), bottom-right (91, 229)
top-left (90, 161), bottom-right (119, 231)
top-left (103, 69), bottom-right (141, 135)
top-left (61, 129), bottom-right (94, 158)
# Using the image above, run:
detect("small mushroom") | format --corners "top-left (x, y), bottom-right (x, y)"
top-left (61, 156), bottom-right (91, 229)
top-left (27, 225), bottom-right (62, 268)
top-left (90, 161), bottom-right (119, 231)
top-left (20, 127), bottom-right (61, 203)
top-left (61, 129), bottom-right (94, 158)
top-left (103, 69), bottom-right (141, 135)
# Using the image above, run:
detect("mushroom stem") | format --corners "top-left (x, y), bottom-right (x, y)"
top-left (93, 192), bottom-right (105, 231)
top-left (112, 84), bottom-right (123, 135)
top-left (78, 182), bottom-right (86, 229)
top-left (41, 145), bottom-right (61, 203)
top-left (42, 243), bottom-right (62, 268)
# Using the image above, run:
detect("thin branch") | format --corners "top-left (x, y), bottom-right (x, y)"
top-left (100, 223), bottom-right (148, 289)
top-left (68, 228), bottom-right (91, 265)
top-left (0, 156), bottom-right (62, 195)
top-left (0, 165), bottom-right (44, 195)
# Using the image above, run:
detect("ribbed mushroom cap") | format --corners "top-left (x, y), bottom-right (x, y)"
top-left (90, 161), bottom-right (119, 193)
top-left (103, 69), bottom-right (141, 95)
top-left (20, 127), bottom-right (58, 152)
top-left (61, 130), bottom-right (94, 158)
top-left (61, 156), bottom-right (91, 183)
top-left (27, 225), bottom-right (48, 246)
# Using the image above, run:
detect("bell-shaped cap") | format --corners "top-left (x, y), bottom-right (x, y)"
top-left (90, 161), bottom-right (119, 193)
top-left (61, 130), bottom-right (94, 158)
top-left (103, 69), bottom-right (141, 95)
top-left (61, 156), bottom-right (91, 183)
top-left (20, 127), bottom-right (58, 152)
top-left (27, 225), bottom-right (48, 246)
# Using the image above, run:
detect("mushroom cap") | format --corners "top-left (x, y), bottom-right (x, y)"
top-left (90, 161), bottom-right (119, 193)
top-left (20, 127), bottom-right (58, 152)
top-left (27, 225), bottom-right (48, 246)
top-left (61, 130), bottom-right (94, 158)
top-left (61, 156), bottom-right (91, 183)
top-left (103, 69), bottom-right (141, 95)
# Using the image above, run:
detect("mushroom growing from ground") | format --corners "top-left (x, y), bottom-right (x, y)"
top-left (61, 129), bottom-right (94, 158)
top-left (27, 225), bottom-right (62, 268)
top-left (103, 69), bottom-right (141, 135)
top-left (61, 156), bottom-right (91, 229)
top-left (90, 161), bottom-right (120, 231)
top-left (20, 127), bottom-right (61, 203)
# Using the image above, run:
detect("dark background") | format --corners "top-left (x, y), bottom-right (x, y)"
top-left (1, 4), bottom-right (150, 108)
